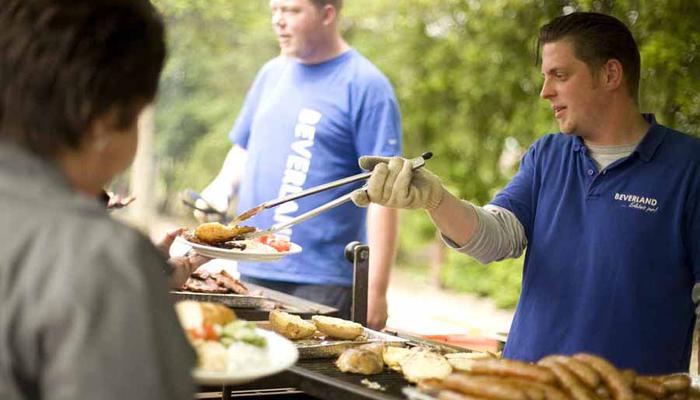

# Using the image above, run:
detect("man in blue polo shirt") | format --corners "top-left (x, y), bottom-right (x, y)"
top-left (197, 0), bottom-right (401, 329)
top-left (352, 12), bottom-right (700, 373)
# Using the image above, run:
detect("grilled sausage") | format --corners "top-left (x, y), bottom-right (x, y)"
top-left (470, 359), bottom-right (557, 384)
top-left (687, 387), bottom-right (700, 400)
top-left (621, 370), bottom-right (637, 388)
top-left (501, 378), bottom-right (545, 400)
top-left (634, 392), bottom-right (654, 400)
top-left (667, 392), bottom-right (688, 400)
top-left (573, 353), bottom-right (634, 400)
top-left (538, 358), bottom-right (595, 400)
top-left (661, 375), bottom-right (691, 393)
top-left (596, 385), bottom-right (611, 400)
top-left (634, 376), bottom-right (667, 398)
top-left (504, 376), bottom-right (569, 400)
top-left (442, 373), bottom-right (530, 400)
top-left (439, 389), bottom-right (489, 400)
top-left (539, 355), bottom-right (601, 389)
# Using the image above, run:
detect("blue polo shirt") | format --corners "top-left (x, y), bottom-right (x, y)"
top-left (491, 115), bottom-right (700, 374)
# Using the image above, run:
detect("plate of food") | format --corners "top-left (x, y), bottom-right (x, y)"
top-left (178, 222), bottom-right (302, 262)
top-left (176, 301), bottom-right (298, 385)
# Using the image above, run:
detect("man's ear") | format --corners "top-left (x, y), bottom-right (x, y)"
top-left (321, 4), bottom-right (336, 26)
top-left (601, 59), bottom-right (624, 91)
top-left (86, 109), bottom-right (120, 151)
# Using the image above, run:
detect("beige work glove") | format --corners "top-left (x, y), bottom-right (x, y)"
top-left (351, 156), bottom-right (445, 210)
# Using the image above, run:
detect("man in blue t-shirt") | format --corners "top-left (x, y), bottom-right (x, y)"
top-left (198, 0), bottom-right (402, 329)
top-left (352, 12), bottom-right (700, 373)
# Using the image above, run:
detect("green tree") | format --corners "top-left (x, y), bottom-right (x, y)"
top-left (150, 0), bottom-right (699, 308)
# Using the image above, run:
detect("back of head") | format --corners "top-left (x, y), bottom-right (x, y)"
top-left (0, 0), bottom-right (166, 158)
top-left (310, 0), bottom-right (342, 13)
top-left (539, 12), bottom-right (640, 102)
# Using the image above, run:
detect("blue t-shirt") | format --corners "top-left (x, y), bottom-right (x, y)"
top-left (491, 115), bottom-right (700, 374)
top-left (229, 49), bottom-right (402, 286)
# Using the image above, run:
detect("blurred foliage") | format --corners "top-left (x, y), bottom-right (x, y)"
top-left (150, 0), bottom-right (699, 309)
top-left (442, 253), bottom-right (524, 309)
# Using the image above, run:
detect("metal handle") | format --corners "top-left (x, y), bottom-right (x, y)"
top-left (245, 152), bottom-right (434, 238)
top-left (265, 151), bottom-right (432, 209)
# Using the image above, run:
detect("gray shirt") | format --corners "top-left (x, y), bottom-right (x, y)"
top-left (0, 142), bottom-right (195, 399)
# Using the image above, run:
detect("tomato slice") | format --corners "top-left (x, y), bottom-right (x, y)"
top-left (255, 235), bottom-right (290, 252)
top-left (202, 323), bottom-right (219, 341)
top-left (258, 235), bottom-right (270, 245)
top-left (269, 238), bottom-right (291, 252)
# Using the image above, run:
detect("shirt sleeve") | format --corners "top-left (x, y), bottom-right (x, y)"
top-left (228, 63), bottom-right (273, 149)
top-left (442, 202), bottom-right (527, 264)
top-left (39, 231), bottom-right (195, 400)
top-left (489, 142), bottom-right (540, 240)
top-left (353, 78), bottom-right (402, 158)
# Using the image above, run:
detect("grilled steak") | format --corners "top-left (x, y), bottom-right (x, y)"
top-left (212, 270), bottom-right (250, 295)
top-left (182, 277), bottom-right (228, 294)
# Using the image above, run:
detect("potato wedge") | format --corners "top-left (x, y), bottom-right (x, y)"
top-left (269, 310), bottom-right (316, 340)
top-left (311, 315), bottom-right (364, 340)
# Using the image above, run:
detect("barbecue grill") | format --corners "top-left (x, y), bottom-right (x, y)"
top-left (195, 242), bottom-right (468, 400)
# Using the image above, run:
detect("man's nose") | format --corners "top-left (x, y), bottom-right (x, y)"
top-left (271, 11), bottom-right (284, 27)
top-left (540, 79), bottom-right (554, 99)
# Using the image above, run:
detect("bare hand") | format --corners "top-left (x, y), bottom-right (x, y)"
top-left (154, 227), bottom-right (186, 257)
top-left (153, 227), bottom-right (211, 288)
top-left (367, 294), bottom-right (389, 331)
top-left (167, 252), bottom-right (210, 289)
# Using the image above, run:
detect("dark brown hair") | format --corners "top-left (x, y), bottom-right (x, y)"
top-left (539, 12), bottom-right (641, 101)
top-left (0, 0), bottom-right (166, 157)
top-left (310, 0), bottom-right (343, 12)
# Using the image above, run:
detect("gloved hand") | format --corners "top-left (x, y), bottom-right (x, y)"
top-left (351, 156), bottom-right (445, 210)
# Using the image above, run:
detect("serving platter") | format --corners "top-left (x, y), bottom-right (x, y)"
top-left (176, 236), bottom-right (302, 262)
top-left (170, 290), bottom-right (267, 308)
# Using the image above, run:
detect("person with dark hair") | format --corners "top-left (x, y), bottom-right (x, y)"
top-left (352, 11), bottom-right (700, 374)
top-left (196, 0), bottom-right (401, 329)
top-left (0, 0), bottom-right (198, 398)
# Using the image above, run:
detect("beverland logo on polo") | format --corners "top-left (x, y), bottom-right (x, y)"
top-left (614, 192), bottom-right (659, 213)
top-left (272, 108), bottom-right (322, 238)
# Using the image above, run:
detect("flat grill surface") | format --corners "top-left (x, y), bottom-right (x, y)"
top-left (295, 358), bottom-right (411, 399)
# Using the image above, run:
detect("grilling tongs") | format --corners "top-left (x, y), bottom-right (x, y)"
top-left (236, 152), bottom-right (433, 239)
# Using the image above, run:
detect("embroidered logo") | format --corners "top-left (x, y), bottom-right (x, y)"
top-left (614, 192), bottom-right (659, 213)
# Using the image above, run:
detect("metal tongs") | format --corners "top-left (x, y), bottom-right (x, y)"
top-left (180, 189), bottom-right (231, 223)
top-left (238, 152), bottom-right (433, 239)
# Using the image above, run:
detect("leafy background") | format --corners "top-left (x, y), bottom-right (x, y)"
top-left (149, 0), bottom-right (699, 309)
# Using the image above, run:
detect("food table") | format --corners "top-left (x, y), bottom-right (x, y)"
top-left (198, 331), bottom-right (471, 400)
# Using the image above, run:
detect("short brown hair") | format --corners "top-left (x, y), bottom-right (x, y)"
top-left (0, 0), bottom-right (166, 157)
top-left (310, 0), bottom-right (342, 12)
top-left (539, 12), bottom-right (641, 101)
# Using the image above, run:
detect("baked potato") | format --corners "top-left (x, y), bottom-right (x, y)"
top-left (311, 315), bottom-right (364, 340)
top-left (269, 309), bottom-right (317, 340)
top-left (336, 344), bottom-right (384, 375)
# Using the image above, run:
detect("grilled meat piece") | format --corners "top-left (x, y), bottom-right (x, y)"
top-left (218, 241), bottom-right (247, 250)
top-left (183, 277), bottom-right (228, 294)
top-left (212, 270), bottom-right (249, 295)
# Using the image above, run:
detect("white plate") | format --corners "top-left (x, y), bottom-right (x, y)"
top-left (177, 236), bottom-right (302, 262)
top-left (192, 329), bottom-right (299, 385)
